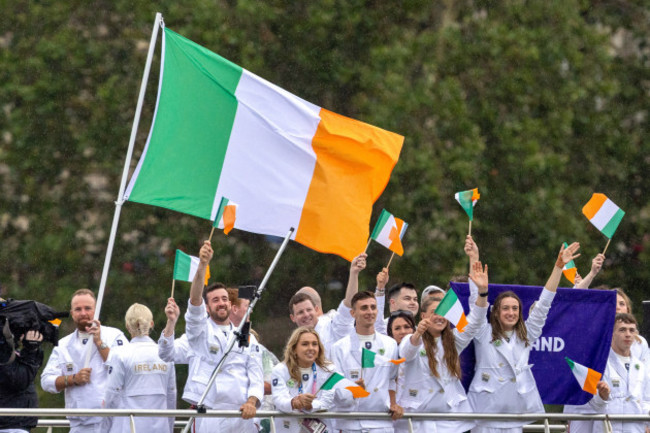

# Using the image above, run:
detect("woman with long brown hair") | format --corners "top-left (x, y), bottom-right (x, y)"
top-left (468, 242), bottom-right (580, 433)
top-left (396, 262), bottom-right (490, 433)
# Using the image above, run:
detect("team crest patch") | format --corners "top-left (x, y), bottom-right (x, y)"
top-left (272, 378), bottom-right (278, 386)
top-left (65, 363), bottom-right (74, 373)
top-left (302, 374), bottom-right (309, 381)
top-left (378, 348), bottom-right (385, 355)
top-left (209, 345), bottom-right (220, 354)
top-left (287, 379), bottom-right (296, 387)
top-left (365, 342), bottom-right (372, 349)
top-left (481, 373), bottom-right (490, 382)
top-left (82, 338), bottom-right (88, 345)
top-left (350, 370), bottom-right (360, 379)
top-left (117, 340), bottom-right (123, 346)
top-left (409, 389), bottom-right (418, 397)
top-left (283, 420), bottom-right (290, 429)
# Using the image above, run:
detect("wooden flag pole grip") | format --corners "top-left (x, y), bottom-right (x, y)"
top-left (363, 238), bottom-right (372, 254)
top-left (386, 252), bottom-right (395, 269)
top-left (602, 238), bottom-right (612, 255)
top-left (170, 279), bottom-right (176, 299)
top-left (468, 220), bottom-right (472, 236)
top-left (208, 226), bottom-right (216, 242)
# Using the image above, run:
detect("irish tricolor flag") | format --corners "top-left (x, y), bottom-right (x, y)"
top-left (565, 357), bottom-right (602, 395)
top-left (173, 250), bottom-right (210, 285)
top-left (370, 209), bottom-right (408, 256)
top-left (434, 288), bottom-right (468, 332)
top-left (562, 242), bottom-right (577, 284)
top-left (124, 27), bottom-right (403, 261)
top-left (213, 197), bottom-right (237, 235)
top-left (455, 188), bottom-right (480, 220)
top-left (582, 193), bottom-right (625, 239)
top-left (320, 372), bottom-right (369, 398)
top-left (361, 348), bottom-right (405, 367)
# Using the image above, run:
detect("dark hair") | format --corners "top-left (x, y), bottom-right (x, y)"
top-left (387, 283), bottom-right (417, 301)
top-left (203, 282), bottom-right (226, 303)
top-left (387, 311), bottom-right (415, 339)
top-left (490, 291), bottom-right (528, 346)
top-left (615, 312), bottom-right (637, 326)
top-left (288, 293), bottom-right (315, 315)
top-left (351, 290), bottom-right (375, 309)
top-left (420, 296), bottom-right (462, 379)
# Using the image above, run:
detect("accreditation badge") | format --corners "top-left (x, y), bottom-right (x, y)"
top-left (349, 370), bottom-right (360, 380)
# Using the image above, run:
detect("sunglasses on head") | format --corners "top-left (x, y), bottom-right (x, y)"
top-left (390, 309), bottom-right (414, 318)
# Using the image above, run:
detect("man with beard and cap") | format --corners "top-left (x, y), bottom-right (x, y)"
top-left (159, 241), bottom-right (263, 433)
top-left (41, 289), bottom-right (128, 433)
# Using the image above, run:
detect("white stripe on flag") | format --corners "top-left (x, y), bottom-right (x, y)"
top-left (590, 199), bottom-right (619, 231)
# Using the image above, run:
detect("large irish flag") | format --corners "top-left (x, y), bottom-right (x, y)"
top-left (125, 27), bottom-right (404, 261)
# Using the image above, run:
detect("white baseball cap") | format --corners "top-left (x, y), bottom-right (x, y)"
top-left (421, 285), bottom-right (445, 301)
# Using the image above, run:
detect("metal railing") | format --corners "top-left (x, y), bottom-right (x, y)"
top-left (0, 408), bottom-right (646, 432)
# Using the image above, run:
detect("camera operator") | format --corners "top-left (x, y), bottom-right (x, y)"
top-left (0, 320), bottom-right (44, 433)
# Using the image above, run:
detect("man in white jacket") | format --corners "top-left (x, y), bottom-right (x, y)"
top-left (588, 313), bottom-right (650, 433)
top-left (41, 289), bottom-right (128, 433)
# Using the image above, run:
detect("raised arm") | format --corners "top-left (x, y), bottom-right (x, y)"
top-left (545, 242), bottom-right (580, 293)
top-left (189, 241), bottom-right (213, 307)
top-left (574, 253), bottom-right (605, 289)
top-left (374, 267), bottom-right (389, 334)
top-left (464, 235), bottom-right (479, 273)
top-left (343, 253), bottom-right (367, 308)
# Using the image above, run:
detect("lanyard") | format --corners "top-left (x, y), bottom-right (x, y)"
top-left (298, 363), bottom-right (318, 395)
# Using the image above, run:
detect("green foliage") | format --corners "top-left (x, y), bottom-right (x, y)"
top-left (0, 0), bottom-right (648, 410)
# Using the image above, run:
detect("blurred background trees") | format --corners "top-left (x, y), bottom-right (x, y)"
top-left (1, 0), bottom-right (648, 407)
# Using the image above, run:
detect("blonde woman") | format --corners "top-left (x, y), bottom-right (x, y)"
top-left (271, 327), bottom-right (353, 433)
top-left (397, 262), bottom-right (490, 433)
top-left (102, 303), bottom-right (176, 433)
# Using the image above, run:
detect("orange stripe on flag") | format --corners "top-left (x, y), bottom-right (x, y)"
top-left (296, 108), bottom-right (403, 261)
top-left (584, 369), bottom-right (602, 395)
top-left (456, 313), bottom-right (468, 333)
top-left (388, 219), bottom-right (405, 256)
top-left (223, 205), bottom-right (236, 235)
top-left (582, 193), bottom-right (607, 220)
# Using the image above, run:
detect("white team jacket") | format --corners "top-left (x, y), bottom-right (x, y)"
top-left (40, 326), bottom-right (128, 429)
top-left (588, 349), bottom-right (650, 433)
top-left (313, 301), bottom-right (355, 358)
top-left (467, 288), bottom-right (556, 429)
top-left (330, 331), bottom-right (399, 431)
top-left (271, 362), bottom-right (353, 433)
top-left (102, 336), bottom-right (176, 433)
top-left (396, 303), bottom-right (488, 433)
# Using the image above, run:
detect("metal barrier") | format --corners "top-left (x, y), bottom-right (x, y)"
top-left (0, 408), bottom-right (645, 432)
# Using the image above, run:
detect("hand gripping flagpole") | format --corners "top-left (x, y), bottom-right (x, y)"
top-left (181, 227), bottom-right (295, 433)
top-left (84, 13), bottom-right (163, 367)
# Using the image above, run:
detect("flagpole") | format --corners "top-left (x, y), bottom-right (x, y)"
top-left (468, 220), bottom-right (472, 236)
top-left (182, 227), bottom-right (294, 433)
top-left (386, 252), bottom-right (395, 269)
top-left (170, 279), bottom-right (175, 298)
top-left (602, 238), bottom-right (612, 255)
top-left (208, 226), bottom-right (216, 242)
top-left (363, 238), bottom-right (372, 254)
top-left (84, 12), bottom-right (163, 367)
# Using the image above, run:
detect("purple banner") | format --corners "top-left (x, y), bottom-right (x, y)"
top-left (451, 282), bottom-right (615, 405)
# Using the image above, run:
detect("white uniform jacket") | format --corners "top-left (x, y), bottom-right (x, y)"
top-left (397, 303), bottom-right (488, 433)
top-left (588, 349), bottom-right (650, 433)
top-left (314, 301), bottom-right (355, 358)
top-left (468, 288), bottom-right (556, 429)
top-left (40, 326), bottom-right (128, 429)
top-left (271, 362), bottom-right (353, 433)
top-left (330, 332), bottom-right (399, 431)
top-left (184, 300), bottom-right (264, 409)
top-left (102, 336), bottom-right (176, 433)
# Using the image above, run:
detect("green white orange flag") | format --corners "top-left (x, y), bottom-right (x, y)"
top-left (370, 209), bottom-right (408, 256)
top-left (434, 287), bottom-right (468, 332)
top-left (124, 27), bottom-right (403, 261)
top-left (173, 250), bottom-right (210, 285)
top-left (320, 372), bottom-right (370, 398)
top-left (213, 197), bottom-right (237, 235)
top-left (361, 348), bottom-right (405, 367)
top-left (562, 242), bottom-right (577, 284)
top-left (582, 193), bottom-right (625, 239)
top-left (455, 188), bottom-right (480, 221)
top-left (565, 357), bottom-right (602, 395)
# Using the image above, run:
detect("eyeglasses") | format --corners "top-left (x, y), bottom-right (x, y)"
top-left (390, 309), bottom-right (414, 318)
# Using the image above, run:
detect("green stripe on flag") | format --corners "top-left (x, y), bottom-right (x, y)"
top-left (213, 197), bottom-right (230, 227)
top-left (601, 208), bottom-right (625, 239)
top-left (361, 348), bottom-right (376, 368)
top-left (173, 250), bottom-right (192, 281)
top-left (456, 190), bottom-right (475, 221)
top-left (565, 356), bottom-right (576, 371)
top-left (320, 372), bottom-right (344, 390)
top-left (126, 28), bottom-right (244, 220)
top-left (370, 209), bottom-right (391, 240)
top-left (435, 288), bottom-right (459, 316)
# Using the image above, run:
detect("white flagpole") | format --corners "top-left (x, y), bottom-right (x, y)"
top-left (85, 13), bottom-right (163, 366)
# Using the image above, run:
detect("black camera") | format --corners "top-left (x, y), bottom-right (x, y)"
top-left (0, 299), bottom-right (69, 347)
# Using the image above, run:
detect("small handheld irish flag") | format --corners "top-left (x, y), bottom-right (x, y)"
top-left (562, 242), bottom-right (578, 284)
top-left (361, 348), bottom-right (405, 368)
top-left (455, 188), bottom-right (480, 221)
top-left (434, 287), bottom-right (468, 332)
top-left (173, 250), bottom-right (210, 285)
top-left (582, 193), bottom-right (625, 239)
top-left (370, 209), bottom-right (408, 256)
top-left (320, 372), bottom-right (370, 398)
top-left (565, 357), bottom-right (602, 395)
top-left (213, 197), bottom-right (238, 235)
